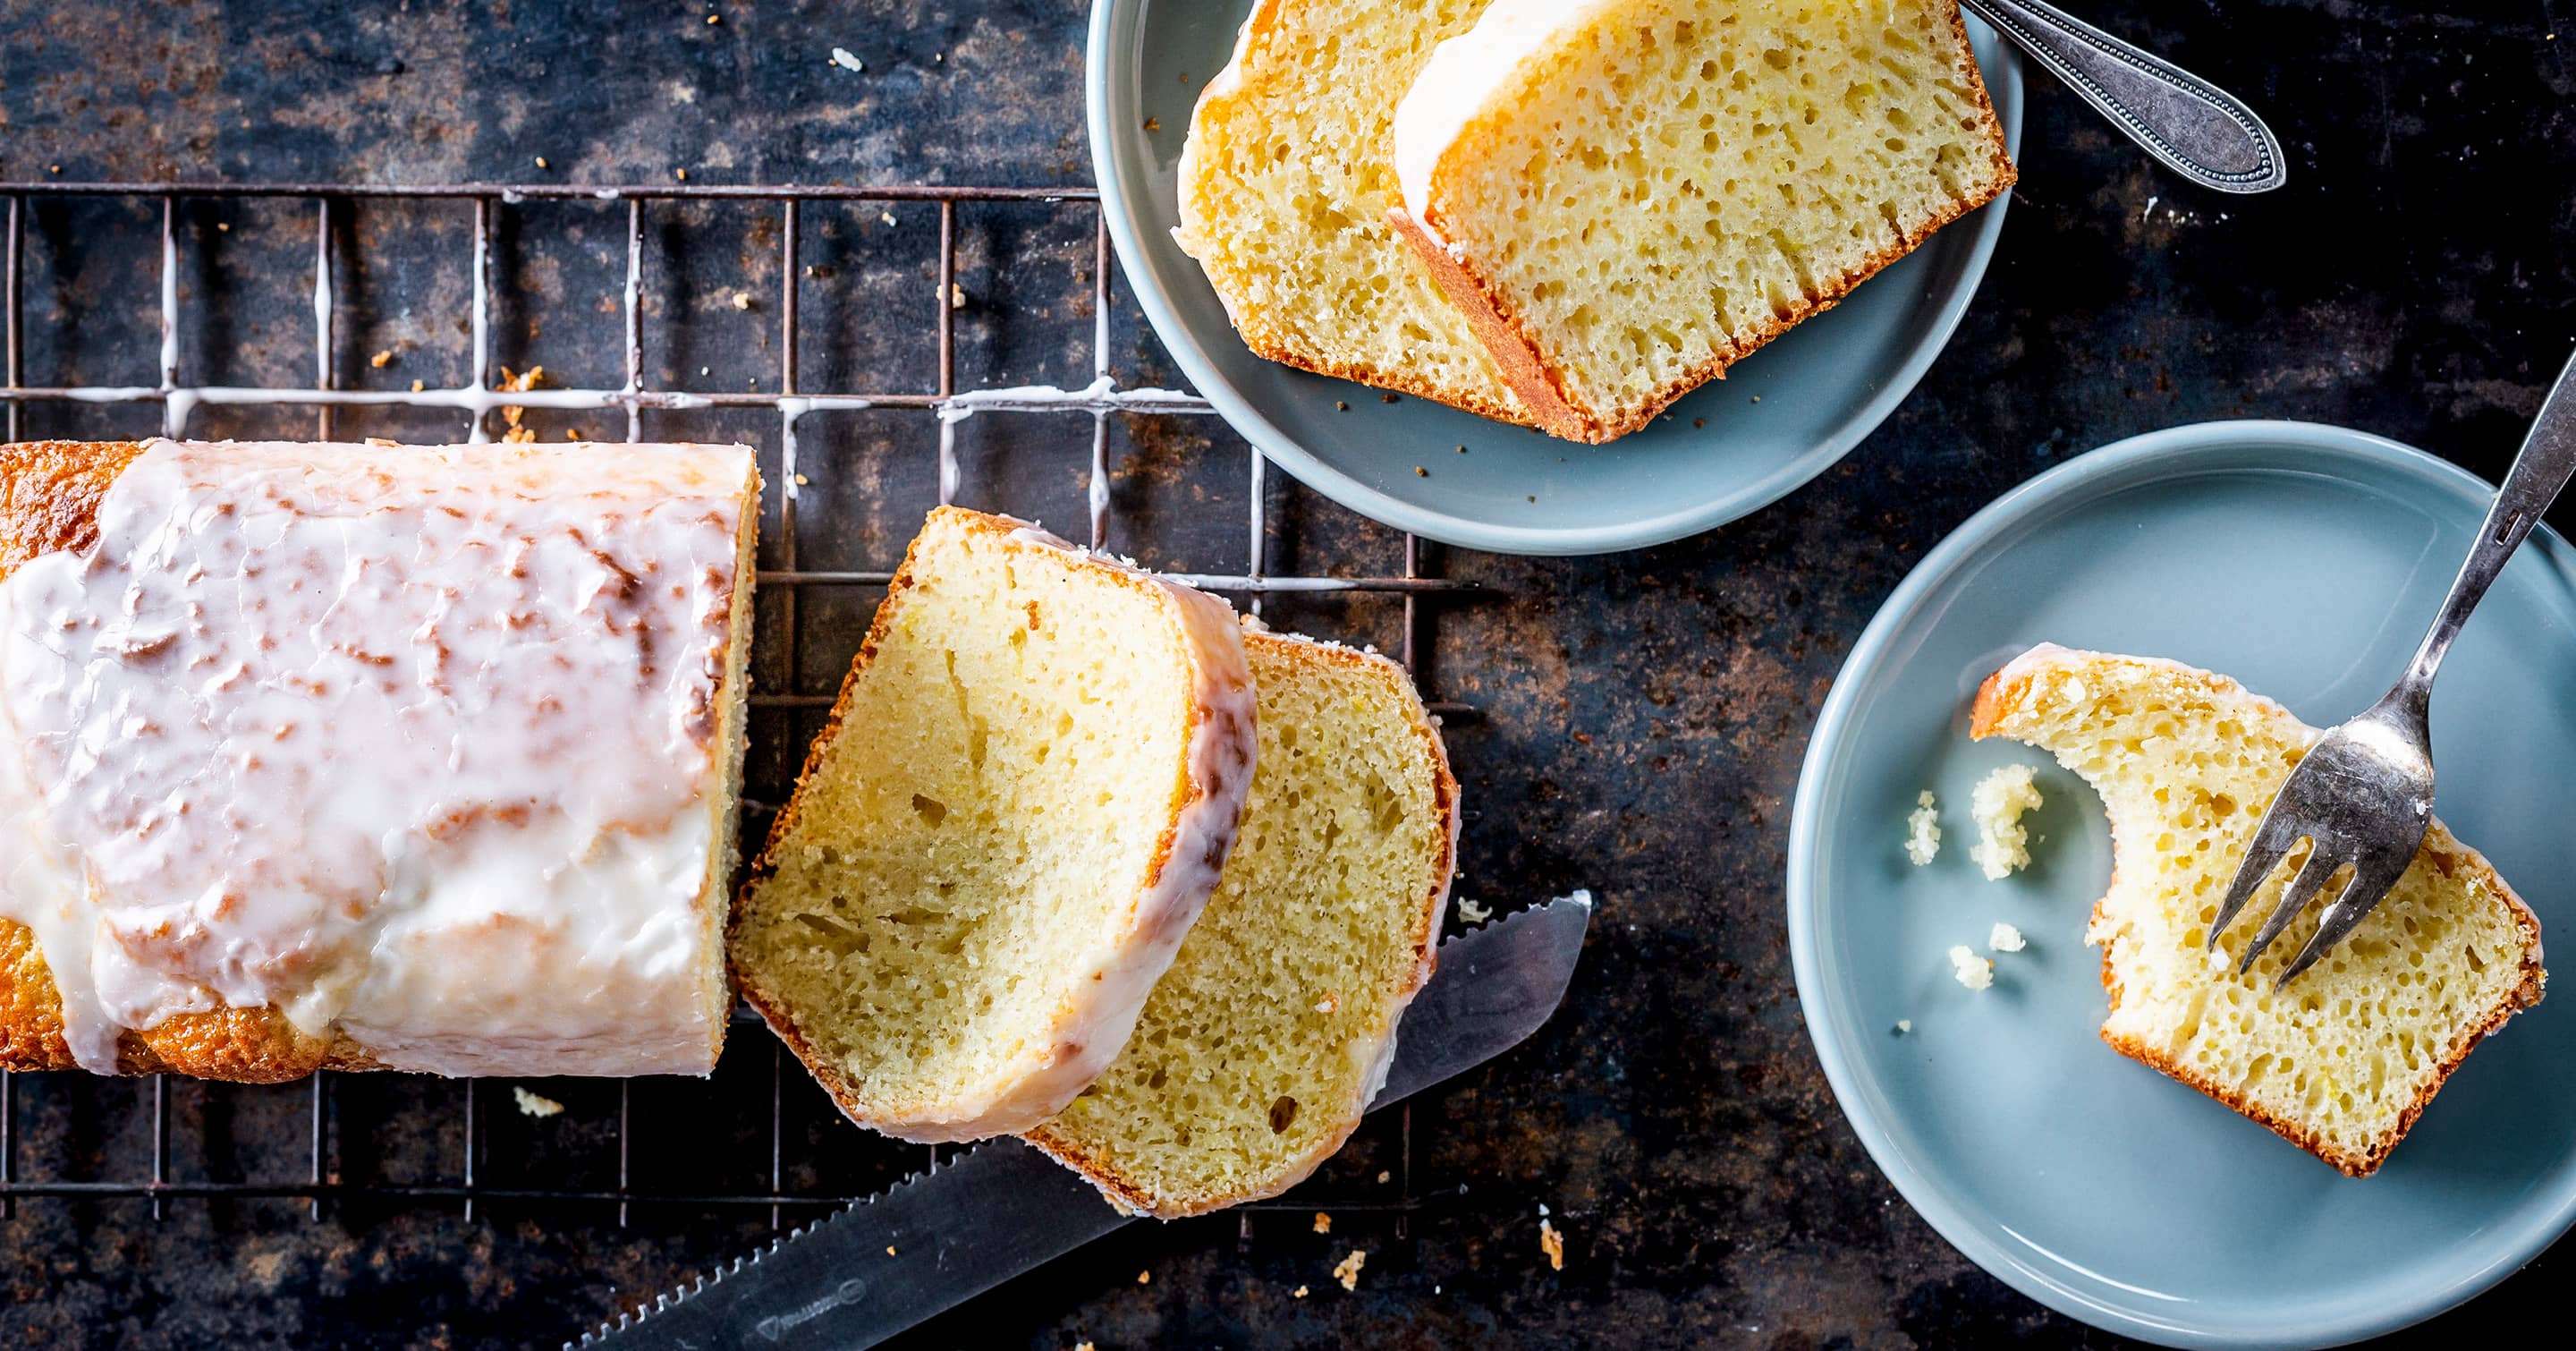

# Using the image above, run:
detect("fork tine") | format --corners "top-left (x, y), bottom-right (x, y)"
top-left (2275, 849), bottom-right (2414, 988)
top-left (2240, 845), bottom-right (2346, 974)
top-left (2207, 811), bottom-right (2301, 949)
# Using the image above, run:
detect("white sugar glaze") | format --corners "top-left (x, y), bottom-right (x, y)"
top-left (0, 438), bottom-right (752, 1075)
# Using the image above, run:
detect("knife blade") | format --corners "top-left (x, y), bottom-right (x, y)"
top-left (572, 891), bottom-right (1592, 1351)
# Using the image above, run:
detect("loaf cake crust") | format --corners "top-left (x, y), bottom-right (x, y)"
top-left (733, 507), bottom-right (1258, 1143)
top-left (1024, 629), bottom-right (1460, 1217)
top-left (0, 438), bottom-right (759, 1081)
top-left (1972, 645), bottom-right (2545, 1176)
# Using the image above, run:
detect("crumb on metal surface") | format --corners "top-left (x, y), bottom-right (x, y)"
top-left (1312, 1212), bottom-right (1330, 1235)
top-left (1333, 1250), bottom-right (1366, 1291)
top-left (513, 1087), bottom-right (564, 1118)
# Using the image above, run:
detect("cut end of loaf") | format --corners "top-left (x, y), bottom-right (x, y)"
top-left (1025, 631), bottom-right (1457, 1216)
top-left (733, 507), bottom-right (1255, 1143)
top-left (1973, 645), bottom-right (2544, 1176)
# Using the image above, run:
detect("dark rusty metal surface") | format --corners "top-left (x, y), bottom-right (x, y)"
top-left (4, 1), bottom-right (2575, 1347)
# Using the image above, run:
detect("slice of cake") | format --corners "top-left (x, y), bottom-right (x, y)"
top-left (1972, 645), bottom-right (2545, 1176)
top-left (1390, 0), bottom-right (2015, 442)
top-left (1173, 0), bottom-right (1530, 424)
top-left (0, 438), bottom-right (758, 1081)
top-left (732, 507), bottom-right (1258, 1143)
top-left (1025, 628), bottom-right (1459, 1217)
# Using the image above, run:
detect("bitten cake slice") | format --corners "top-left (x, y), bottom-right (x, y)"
top-left (1390, 0), bottom-right (2014, 442)
top-left (1173, 0), bottom-right (1529, 424)
top-left (1025, 629), bottom-right (1458, 1218)
top-left (0, 438), bottom-right (758, 1081)
top-left (1972, 645), bottom-right (2545, 1176)
top-left (733, 507), bottom-right (1258, 1143)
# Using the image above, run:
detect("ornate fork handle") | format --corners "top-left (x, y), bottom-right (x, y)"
top-left (1961, 0), bottom-right (2288, 194)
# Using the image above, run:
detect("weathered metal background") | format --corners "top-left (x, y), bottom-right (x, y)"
top-left (3, 1), bottom-right (2572, 1346)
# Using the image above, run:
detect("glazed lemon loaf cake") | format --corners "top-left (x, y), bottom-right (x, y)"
top-left (1390, 0), bottom-right (2015, 441)
top-left (0, 438), bottom-right (758, 1081)
top-left (1174, 0), bottom-right (1528, 423)
top-left (733, 507), bottom-right (1258, 1143)
top-left (1026, 629), bottom-right (1459, 1218)
top-left (1972, 645), bottom-right (2545, 1176)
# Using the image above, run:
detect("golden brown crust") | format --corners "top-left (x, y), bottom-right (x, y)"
top-left (0, 440), bottom-right (147, 580)
top-left (0, 438), bottom-right (755, 1082)
top-left (1384, 209), bottom-right (1600, 441)
top-left (1394, 0), bottom-right (2018, 444)
top-left (1232, 323), bottom-right (1535, 428)
top-left (1021, 630), bottom-right (1460, 1217)
top-left (1971, 651), bottom-right (2548, 1177)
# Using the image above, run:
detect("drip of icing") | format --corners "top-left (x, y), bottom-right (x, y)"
top-left (1392, 0), bottom-right (1582, 232)
top-left (912, 514), bottom-right (1260, 1138)
top-left (934, 375), bottom-right (1203, 425)
top-left (0, 439), bottom-right (750, 1075)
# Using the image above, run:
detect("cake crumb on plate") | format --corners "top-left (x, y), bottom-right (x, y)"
top-left (1970, 763), bottom-right (2043, 879)
top-left (1905, 790), bottom-right (1941, 865)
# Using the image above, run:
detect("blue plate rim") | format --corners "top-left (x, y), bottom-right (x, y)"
top-left (1084, 1), bottom-right (2024, 557)
top-left (1784, 418), bottom-right (2576, 1348)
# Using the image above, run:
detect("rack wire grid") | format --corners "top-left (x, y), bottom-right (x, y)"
top-left (0, 179), bottom-right (1478, 1234)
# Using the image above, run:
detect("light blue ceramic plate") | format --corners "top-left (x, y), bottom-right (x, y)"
top-left (1788, 421), bottom-right (2576, 1347)
top-left (1086, 3), bottom-right (2023, 555)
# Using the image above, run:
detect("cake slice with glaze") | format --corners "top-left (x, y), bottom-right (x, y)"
top-left (1026, 627), bottom-right (1459, 1217)
top-left (732, 507), bottom-right (1258, 1143)
top-left (1390, 0), bottom-right (2014, 441)
top-left (1972, 645), bottom-right (2544, 1176)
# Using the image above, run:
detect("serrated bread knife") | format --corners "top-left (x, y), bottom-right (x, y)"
top-left (572, 892), bottom-right (1592, 1350)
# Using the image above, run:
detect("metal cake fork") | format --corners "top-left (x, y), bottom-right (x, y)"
top-left (2212, 347), bottom-right (2576, 985)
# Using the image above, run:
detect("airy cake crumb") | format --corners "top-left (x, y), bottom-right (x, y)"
top-left (1312, 1211), bottom-right (1331, 1234)
top-left (513, 1087), bottom-right (564, 1118)
top-left (1333, 1250), bottom-right (1366, 1291)
top-left (1948, 945), bottom-right (1993, 990)
top-left (1970, 763), bottom-right (2042, 879)
top-left (1454, 896), bottom-right (1491, 924)
top-left (1904, 790), bottom-right (1941, 865)
top-left (1989, 922), bottom-right (2026, 953)
top-left (1538, 1218), bottom-right (1564, 1270)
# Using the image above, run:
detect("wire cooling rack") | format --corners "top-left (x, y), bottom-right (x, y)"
top-left (0, 179), bottom-right (1474, 1231)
